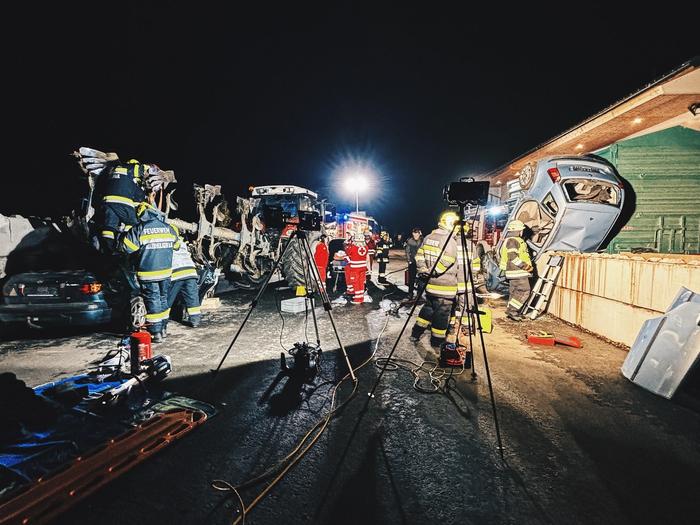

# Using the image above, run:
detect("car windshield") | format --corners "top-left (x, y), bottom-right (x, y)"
top-left (257, 195), bottom-right (316, 215)
top-left (563, 179), bottom-right (621, 206)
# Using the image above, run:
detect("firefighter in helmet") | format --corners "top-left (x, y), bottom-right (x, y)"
top-left (410, 211), bottom-right (459, 346)
top-left (499, 220), bottom-right (533, 321)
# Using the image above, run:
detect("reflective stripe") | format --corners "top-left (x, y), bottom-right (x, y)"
top-left (505, 270), bottom-right (530, 278)
top-left (101, 230), bottom-right (115, 239)
top-left (137, 268), bottom-right (173, 280)
top-left (103, 195), bottom-right (136, 207)
top-left (426, 284), bottom-right (458, 291)
top-left (431, 327), bottom-right (447, 337)
top-left (508, 298), bottom-right (523, 308)
top-left (172, 267), bottom-right (198, 281)
top-left (512, 257), bottom-right (523, 266)
top-left (114, 167), bottom-right (128, 175)
top-left (187, 306), bottom-right (201, 315)
top-left (415, 317), bottom-right (430, 327)
top-left (436, 262), bottom-right (448, 273)
top-left (123, 237), bottom-right (139, 252)
top-left (146, 308), bottom-right (170, 322)
top-left (140, 233), bottom-right (177, 243)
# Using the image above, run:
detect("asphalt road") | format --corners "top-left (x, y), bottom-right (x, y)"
top-left (1, 251), bottom-right (699, 525)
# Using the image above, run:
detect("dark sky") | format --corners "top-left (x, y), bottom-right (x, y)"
top-left (3, 2), bottom-right (697, 234)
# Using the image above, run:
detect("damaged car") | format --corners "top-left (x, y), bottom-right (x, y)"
top-left (504, 154), bottom-right (626, 261)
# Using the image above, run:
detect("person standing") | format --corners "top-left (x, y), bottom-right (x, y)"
top-left (410, 212), bottom-right (459, 346)
top-left (344, 235), bottom-right (368, 304)
top-left (168, 237), bottom-right (202, 327)
top-left (313, 234), bottom-right (329, 291)
top-left (121, 200), bottom-right (179, 342)
top-left (499, 220), bottom-right (533, 321)
top-left (376, 231), bottom-right (393, 284)
top-left (364, 233), bottom-right (376, 281)
top-left (405, 228), bottom-right (422, 299)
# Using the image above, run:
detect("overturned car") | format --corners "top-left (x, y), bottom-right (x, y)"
top-left (504, 154), bottom-right (625, 260)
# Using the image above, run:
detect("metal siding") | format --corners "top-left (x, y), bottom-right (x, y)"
top-left (599, 127), bottom-right (700, 254)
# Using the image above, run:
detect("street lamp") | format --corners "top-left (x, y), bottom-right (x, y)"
top-left (344, 174), bottom-right (369, 213)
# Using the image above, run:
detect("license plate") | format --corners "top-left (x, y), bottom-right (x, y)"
top-left (26, 285), bottom-right (58, 297)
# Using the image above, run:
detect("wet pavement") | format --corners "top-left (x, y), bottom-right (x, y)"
top-left (1, 250), bottom-right (699, 524)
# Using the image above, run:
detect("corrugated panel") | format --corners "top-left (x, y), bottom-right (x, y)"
top-left (598, 126), bottom-right (700, 254)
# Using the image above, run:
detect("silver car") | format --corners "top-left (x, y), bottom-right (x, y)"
top-left (505, 154), bottom-right (625, 260)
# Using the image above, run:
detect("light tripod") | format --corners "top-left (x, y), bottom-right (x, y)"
top-left (212, 229), bottom-right (357, 383)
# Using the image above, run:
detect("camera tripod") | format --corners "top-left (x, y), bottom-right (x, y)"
top-left (365, 201), bottom-right (503, 457)
top-left (212, 229), bottom-right (357, 383)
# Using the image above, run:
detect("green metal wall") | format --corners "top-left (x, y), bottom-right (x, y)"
top-left (596, 126), bottom-right (700, 254)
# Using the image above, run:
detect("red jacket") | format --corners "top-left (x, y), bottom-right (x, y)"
top-left (314, 241), bottom-right (329, 268)
top-left (345, 244), bottom-right (368, 269)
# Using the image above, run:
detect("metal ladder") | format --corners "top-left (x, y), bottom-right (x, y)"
top-left (522, 254), bottom-right (564, 319)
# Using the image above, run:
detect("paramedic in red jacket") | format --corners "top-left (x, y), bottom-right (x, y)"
top-left (345, 235), bottom-right (368, 304)
top-left (313, 234), bottom-right (329, 291)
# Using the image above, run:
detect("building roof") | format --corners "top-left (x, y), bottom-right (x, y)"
top-left (488, 57), bottom-right (700, 185)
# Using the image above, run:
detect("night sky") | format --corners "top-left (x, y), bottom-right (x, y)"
top-left (3, 2), bottom-right (696, 235)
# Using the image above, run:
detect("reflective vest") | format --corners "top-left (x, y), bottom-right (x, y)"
top-left (122, 207), bottom-right (180, 281)
top-left (499, 236), bottom-right (532, 279)
top-left (171, 242), bottom-right (198, 281)
top-left (376, 238), bottom-right (392, 262)
top-left (416, 228), bottom-right (458, 298)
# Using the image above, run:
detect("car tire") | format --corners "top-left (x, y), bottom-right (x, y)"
top-left (518, 163), bottom-right (535, 190)
top-left (128, 296), bottom-right (147, 331)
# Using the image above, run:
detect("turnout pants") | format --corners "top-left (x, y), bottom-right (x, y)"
top-left (99, 203), bottom-right (138, 253)
top-left (506, 277), bottom-right (531, 315)
top-left (411, 294), bottom-right (454, 341)
top-left (315, 264), bottom-right (327, 291)
top-left (378, 259), bottom-right (388, 282)
top-left (407, 261), bottom-right (417, 297)
top-left (168, 278), bottom-right (202, 324)
top-left (141, 279), bottom-right (170, 335)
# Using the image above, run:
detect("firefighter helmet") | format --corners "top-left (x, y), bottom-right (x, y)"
top-left (507, 220), bottom-right (526, 232)
top-left (438, 211), bottom-right (459, 231)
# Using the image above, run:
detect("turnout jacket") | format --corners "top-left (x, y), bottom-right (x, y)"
top-left (499, 235), bottom-right (532, 279)
top-left (456, 242), bottom-right (482, 293)
top-left (99, 161), bottom-right (147, 208)
top-left (416, 227), bottom-right (459, 298)
top-left (376, 238), bottom-right (393, 262)
top-left (171, 241), bottom-right (198, 282)
top-left (122, 206), bottom-right (180, 281)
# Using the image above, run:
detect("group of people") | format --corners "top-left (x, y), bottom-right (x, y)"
top-left (312, 231), bottom-right (393, 305)
top-left (94, 159), bottom-right (202, 342)
top-left (408, 211), bottom-right (534, 347)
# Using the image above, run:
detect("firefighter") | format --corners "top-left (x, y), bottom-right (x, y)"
top-left (168, 237), bottom-right (202, 327)
top-left (410, 212), bottom-right (459, 346)
top-left (97, 159), bottom-right (147, 252)
top-left (121, 200), bottom-right (180, 342)
top-left (344, 235), bottom-right (368, 304)
top-left (376, 231), bottom-right (393, 284)
top-left (499, 220), bottom-right (533, 321)
top-left (313, 234), bottom-right (329, 291)
top-left (364, 233), bottom-right (376, 280)
top-left (405, 228), bottom-right (422, 300)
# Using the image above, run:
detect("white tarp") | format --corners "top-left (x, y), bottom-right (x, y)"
top-left (622, 287), bottom-right (700, 399)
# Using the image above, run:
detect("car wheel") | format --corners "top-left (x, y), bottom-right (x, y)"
top-left (128, 296), bottom-right (147, 331)
top-left (518, 163), bottom-right (535, 190)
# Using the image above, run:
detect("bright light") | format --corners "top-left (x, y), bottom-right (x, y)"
top-left (344, 174), bottom-right (369, 193)
top-left (575, 143), bottom-right (584, 150)
top-left (633, 117), bottom-right (643, 125)
top-left (487, 206), bottom-right (505, 216)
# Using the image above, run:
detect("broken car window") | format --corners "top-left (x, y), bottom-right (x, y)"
top-left (563, 179), bottom-right (620, 206)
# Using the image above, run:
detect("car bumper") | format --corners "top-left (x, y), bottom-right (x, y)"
top-left (0, 303), bottom-right (113, 327)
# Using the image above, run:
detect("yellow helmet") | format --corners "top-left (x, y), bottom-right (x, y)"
top-left (438, 211), bottom-right (459, 231)
top-left (136, 201), bottom-right (154, 217)
top-left (507, 220), bottom-right (525, 232)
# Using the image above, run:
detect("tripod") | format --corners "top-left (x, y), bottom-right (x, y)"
top-left (364, 202), bottom-right (504, 457)
top-left (212, 229), bottom-right (357, 383)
